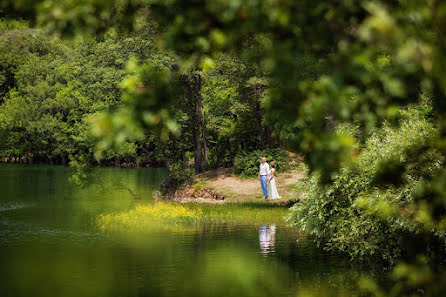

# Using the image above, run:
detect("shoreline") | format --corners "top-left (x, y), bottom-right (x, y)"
top-left (165, 167), bottom-right (305, 206)
top-left (0, 158), bottom-right (165, 169)
top-left (1, 162), bottom-right (305, 207)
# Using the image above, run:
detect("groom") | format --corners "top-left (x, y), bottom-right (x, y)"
top-left (259, 156), bottom-right (270, 199)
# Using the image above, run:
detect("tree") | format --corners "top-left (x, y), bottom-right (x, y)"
top-left (187, 72), bottom-right (205, 173)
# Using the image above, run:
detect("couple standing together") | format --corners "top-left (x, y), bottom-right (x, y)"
top-left (259, 157), bottom-right (281, 200)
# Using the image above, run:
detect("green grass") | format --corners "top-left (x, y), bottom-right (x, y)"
top-left (97, 201), bottom-right (288, 233)
top-left (185, 202), bottom-right (288, 224)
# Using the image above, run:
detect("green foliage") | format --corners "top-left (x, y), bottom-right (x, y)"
top-left (4, 2), bottom-right (446, 295)
top-left (288, 102), bottom-right (444, 265)
top-left (91, 56), bottom-right (178, 160)
top-left (233, 149), bottom-right (288, 178)
top-left (5, 0), bottom-right (446, 177)
top-left (193, 181), bottom-right (206, 192)
top-left (0, 18), bottom-right (29, 30)
top-left (0, 26), bottom-right (169, 166)
top-left (168, 160), bottom-right (192, 189)
top-left (202, 54), bottom-right (274, 168)
top-left (68, 154), bottom-right (92, 187)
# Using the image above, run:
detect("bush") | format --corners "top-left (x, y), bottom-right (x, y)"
top-left (233, 148), bottom-right (289, 178)
top-left (169, 160), bottom-right (192, 188)
top-left (287, 102), bottom-right (444, 265)
top-left (0, 18), bottom-right (29, 30)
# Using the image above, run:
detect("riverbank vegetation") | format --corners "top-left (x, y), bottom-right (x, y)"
top-left (97, 202), bottom-right (288, 233)
top-left (288, 100), bottom-right (444, 266)
top-left (0, 23), bottom-right (165, 166)
top-left (0, 21), bottom-right (286, 180)
top-left (2, 1), bottom-right (446, 296)
top-left (0, 19), bottom-right (291, 192)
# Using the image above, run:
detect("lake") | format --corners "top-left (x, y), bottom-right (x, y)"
top-left (0, 164), bottom-right (380, 297)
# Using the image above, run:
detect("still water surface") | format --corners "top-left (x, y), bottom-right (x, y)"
top-left (0, 164), bottom-right (379, 297)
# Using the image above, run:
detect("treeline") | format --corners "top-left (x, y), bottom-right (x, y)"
top-left (0, 20), bottom-right (285, 173)
top-left (0, 21), bottom-right (161, 166)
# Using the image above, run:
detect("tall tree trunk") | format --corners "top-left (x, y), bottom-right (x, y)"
top-left (195, 74), bottom-right (209, 170)
top-left (277, 134), bottom-right (285, 148)
top-left (190, 73), bottom-right (204, 174)
top-left (248, 83), bottom-right (267, 151)
top-left (265, 126), bottom-right (273, 148)
top-left (202, 117), bottom-right (209, 170)
top-left (256, 100), bottom-right (265, 150)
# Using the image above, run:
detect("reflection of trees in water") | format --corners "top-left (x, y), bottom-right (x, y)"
top-left (259, 224), bottom-right (276, 254)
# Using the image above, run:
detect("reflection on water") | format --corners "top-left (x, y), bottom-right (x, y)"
top-left (0, 164), bottom-right (384, 297)
top-left (0, 201), bottom-right (34, 212)
top-left (259, 224), bottom-right (276, 254)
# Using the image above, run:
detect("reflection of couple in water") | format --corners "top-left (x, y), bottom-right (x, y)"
top-left (259, 224), bottom-right (276, 254)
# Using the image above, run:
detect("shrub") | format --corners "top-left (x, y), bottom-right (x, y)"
top-left (287, 102), bottom-right (444, 265)
top-left (169, 160), bottom-right (192, 188)
top-left (193, 181), bottom-right (206, 192)
top-left (233, 148), bottom-right (289, 177)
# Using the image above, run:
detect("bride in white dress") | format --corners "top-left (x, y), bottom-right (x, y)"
top-left (267, 161), bottom-right (281, 200)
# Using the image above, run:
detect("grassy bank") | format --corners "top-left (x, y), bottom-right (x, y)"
top-left (97, 202), bottom-right (289, 233)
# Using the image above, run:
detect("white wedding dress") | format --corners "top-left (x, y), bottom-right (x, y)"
top-left (267, 168), bottom-right (281, 200)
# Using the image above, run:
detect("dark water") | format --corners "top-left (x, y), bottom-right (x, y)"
top-left (0, 164), bottom-right (378, 297)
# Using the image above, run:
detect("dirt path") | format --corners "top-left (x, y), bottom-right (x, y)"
top-left (195, 167), bottom-right (306, 203)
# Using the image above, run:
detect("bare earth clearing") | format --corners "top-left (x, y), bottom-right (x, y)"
top-left (193, 166), bottom-right (306, 204)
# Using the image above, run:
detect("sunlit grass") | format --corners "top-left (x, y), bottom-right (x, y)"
top-left (189, 202), bottom-right (288, 224)
top-left (97, 202), bottom-right (288, 233)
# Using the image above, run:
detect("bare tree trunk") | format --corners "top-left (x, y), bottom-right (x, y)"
top-left (265, 126), bottom-right (273, 148)
top-left (256, 100), bottom-right (265, 150)
top-left (247, 82), bottom-right (267, 151)
top-left (277, 134), bottom-right (285, 148)
top-left (202, 117), bottom-right (209, 170)
top-left (191, 73), bottom-right (204, 174)
top-left (195, 74), bottom-right (209, 170)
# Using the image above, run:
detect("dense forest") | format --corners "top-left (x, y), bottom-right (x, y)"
top-left (0, 19), bottom-right (284, 173)
top-left (1, 0), bottom-right (446, 296)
